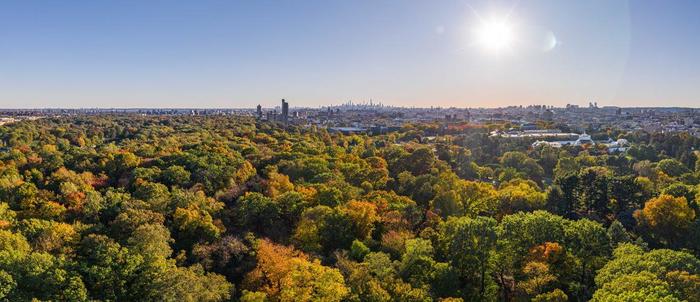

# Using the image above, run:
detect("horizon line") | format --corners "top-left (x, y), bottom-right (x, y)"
top-left (0, 106), bottom-right (699, 110)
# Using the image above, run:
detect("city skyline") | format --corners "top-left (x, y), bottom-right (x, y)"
top-left (1, 0), bottom-right (700, 108)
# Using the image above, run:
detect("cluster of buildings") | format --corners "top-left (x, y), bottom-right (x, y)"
top-left (1, 100), bottom-right (698, 139)
top-left (471, 105), bottom-right (699, 135)
top-left (247, 100), bottom-right (699, 153)
top-left (0, 116), bottom-right (43, 126)
top-left (0, 108), bottom-right (252, 116)
top-left (256, 99), bottom-right (291, 123)
top-left (530, 134), bottom-right (631, 153)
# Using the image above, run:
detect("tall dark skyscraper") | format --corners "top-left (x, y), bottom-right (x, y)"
top-left (256, 104), bottom-right (262, 119)
top-left (281, 99), bottom-right (289, 123)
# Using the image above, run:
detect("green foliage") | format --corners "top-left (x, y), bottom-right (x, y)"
top-left (532, 289), bottom-right (568, 302)
top-left (658, 159), bottom-right (690, 177)
top-left (161, 165), bottom-right (191, 187)
top-left (593, 243), bottom-right (700, 301)
top-left (235, 192), bottom-right (282, 237)
top-left (350, 239), bottom-right (370, 261)
top-left (438, 216), bottom-right (498, 300)
top-left (498, 180), bottom-right (547, 214)
top-left (0, 115), bottom-right (699, 300)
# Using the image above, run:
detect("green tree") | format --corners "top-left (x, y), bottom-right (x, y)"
top-left (161, 165), bottom-right (191, 187)
top-left (438, 216), bottom-right (497, 300)
top-left (657, 159), bottom-right (690, 177)
top-left (234, 192), bottom-right (282, 238)
top-left (593, 243), bottom-right (700, 302)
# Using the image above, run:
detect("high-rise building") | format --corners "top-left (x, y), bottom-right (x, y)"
top-left (281, 99), bottom-right (289, 123)
top-left (256, 104), bottom-right (262, 119)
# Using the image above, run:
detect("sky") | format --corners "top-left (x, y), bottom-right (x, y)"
top-left (1, 0), bottom-right (699, 108)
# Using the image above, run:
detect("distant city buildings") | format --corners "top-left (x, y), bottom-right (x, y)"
top-left (1, 101), bottom-right (698, 138)
top-left (531, 134), bottom-right (630, 153)
top-left (281, 99), bottom-right (289, 123)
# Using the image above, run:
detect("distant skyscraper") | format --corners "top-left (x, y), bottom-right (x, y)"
top-left (256, 104), bottom-right (262, 119)
top-left (281, 99), bottom-right (289, 123)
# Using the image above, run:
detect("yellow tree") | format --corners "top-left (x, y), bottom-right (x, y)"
top-left (279, 258), bottom-right (349, 302)
top-left (266, 170), bottom-right (294, 198)
top-left (243, 239), bottom-right (349, 301)
top-left (635, 194), bottom-right (696, 247)
top-left (243, 239), bottom-right (304, 297)
top-left (342, 201), bottom-right (379, 240)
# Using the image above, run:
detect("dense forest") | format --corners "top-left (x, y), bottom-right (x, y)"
top-left (1, 115), bottom-right (700, 301)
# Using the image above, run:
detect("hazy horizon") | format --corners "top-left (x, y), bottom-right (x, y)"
top-left (3, 104), bottom-right (700, 110)
top-left (2, 0), bottom-right (699, 108)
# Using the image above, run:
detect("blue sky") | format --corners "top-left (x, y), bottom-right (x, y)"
top-left (1, 0), bottom-right (699, 108)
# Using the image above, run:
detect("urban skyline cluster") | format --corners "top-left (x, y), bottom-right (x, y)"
top-left (2, 98), bottom-right (699, 137)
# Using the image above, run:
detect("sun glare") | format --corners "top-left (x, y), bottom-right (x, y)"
top-left (475, 18), bottom-right (514, 53)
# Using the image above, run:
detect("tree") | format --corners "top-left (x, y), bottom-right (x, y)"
top-left (133, 181), bottom-right (171, 213)
top-left (192, 235), bottom-right (254, 281)
top-left (234, 192), bottom-right (282, 238)
top-left (494, 211), bottom-right (567, 301)
top-left (266, 169), bottom-right (295, 198)
top-left (518, 261), bottom-right (556, 297)
top-left (593, 243), bottom-right (700, 302)
top-left (431, 176), bottom-right (498, 218)
top-left (564, 218), bottom-right (610, 299)
top-left (661, 182), bottom-right (695, 204)
top-left (161, 165), bottom-right (191, 187)
top-left (593, 271), bottom-right (679, 302)
top-left (276, 191), bottom-right (310, 231)
top-left (126, 223), bottom-right (173, 260)
top-left (106, 152), bottom-right (140, 178)
top-left (279, 258), bottom-right (349, 302)
top-left (398, 238), bottom-right (437, 288)
top-left (607, 220), bottom-right (631, 248)
top-left (315, 185), bottom-right (346, 207)
top-left (657, 159), bottom-right (690, 177)
top-left (498, 180), bottom-right (547, 214)
top-left (665, 270), bottom-right (700, 302)
top-left (554, 157), bottom-right (579, 180)
top-left (406, 147), bottom-right (436, 175)
top-left (342, 201), bottom-right (379, 240)
top-left (173, 204), bottom-right (222, 248)
top-left (532, 289), bottom-right (568, 302)
top-left (76, 234), bottom-right (145, 301)
top-left (365, 156), bottom-right (390, 189)
top-left (438, 216), bottom-right (497, 300)
top-left (635, 194), bottom-right (695, 247)
top-left (0, 270), bottom-right (16, 299)
top-left (574, 167), bottom-right (613, 221)
top-left (318, 209), bottom-right (357, 254)
top-left (243, 239), bottom-right (348, 301)
top-left (293, 206), bottom-right (334, 253)
top-left (501, 151), bottom-right (545, 181)
top-left (110, 207), bottom-right (165, 241)
top-left (140, 261), bottom-right (233, 302)
top-left (349, 240), bottom-right (370, 261)
top-left (240, 290), bottom-right (267, 302)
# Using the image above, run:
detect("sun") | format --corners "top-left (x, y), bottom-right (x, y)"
top-left (474, 18), bottom-right (514, 53)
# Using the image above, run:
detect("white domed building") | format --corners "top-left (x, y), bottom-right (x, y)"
top-left (574, 133), bottom-right (595, 146)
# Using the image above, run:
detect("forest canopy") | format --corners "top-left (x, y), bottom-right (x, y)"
top-left (1, 115), bottom-right (700, 301)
